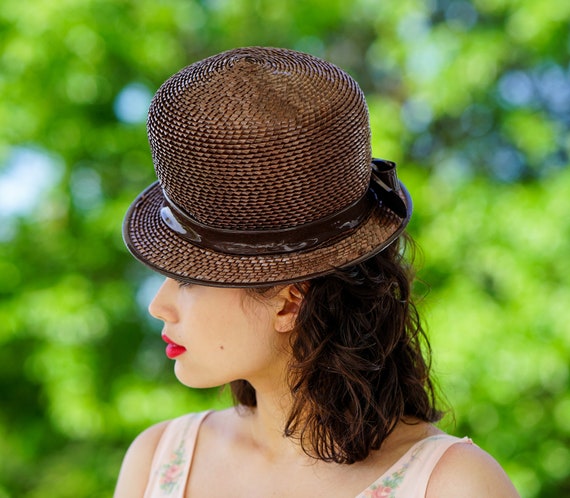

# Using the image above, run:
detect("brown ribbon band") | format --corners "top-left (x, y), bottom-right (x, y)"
top-left (159, 159), bottom-right (408, 256)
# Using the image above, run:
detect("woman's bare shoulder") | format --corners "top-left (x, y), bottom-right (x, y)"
top-left (426, 441), bottom-right (520, 498)
top-left (113, 420), bottom-right (171, 498)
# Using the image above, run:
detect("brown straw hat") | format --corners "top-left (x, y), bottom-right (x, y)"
top-left (123, 47), bottom-right (412, 287)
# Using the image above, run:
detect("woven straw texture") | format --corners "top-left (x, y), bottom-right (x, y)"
top-left (123, 47), bottom-right (410, 287)
top-left (148, 47), bottom-right (371, 230)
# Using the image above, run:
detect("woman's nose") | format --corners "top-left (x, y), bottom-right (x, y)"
top-left (148, 278), bottom-right (177, 322)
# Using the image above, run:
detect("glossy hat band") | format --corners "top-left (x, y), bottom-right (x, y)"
top-left (159, 159), bottom-right (407, 256)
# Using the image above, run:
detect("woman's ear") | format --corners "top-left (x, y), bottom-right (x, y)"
top-left (273, 283), bottom-right (306, 333)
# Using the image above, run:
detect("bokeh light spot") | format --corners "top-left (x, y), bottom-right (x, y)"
top-left (113, 82), bottom-right (153, 124)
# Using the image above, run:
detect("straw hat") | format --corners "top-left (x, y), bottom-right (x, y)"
top-left (123, 47), bottom-right (411, 287)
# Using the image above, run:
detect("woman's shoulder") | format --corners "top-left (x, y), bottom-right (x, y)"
top-left (426, 440), bottom-right (520, 498)
top-left (113, 412), bottom-right (209, 498)
top-left (113, 419), bottom-right (172, 498)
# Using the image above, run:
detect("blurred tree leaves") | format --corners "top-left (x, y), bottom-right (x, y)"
top-left (1, 0), bottom-right (569, 496)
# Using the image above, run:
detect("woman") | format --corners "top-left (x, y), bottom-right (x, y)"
top-left (115, 47), bottom-right (519, 497)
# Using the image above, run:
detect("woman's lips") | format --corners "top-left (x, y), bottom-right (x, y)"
top-left (162, 333), bottom-right (187, 359)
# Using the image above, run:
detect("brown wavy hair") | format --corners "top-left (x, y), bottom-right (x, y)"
top-left (231, 234), bottom-right (443, 464)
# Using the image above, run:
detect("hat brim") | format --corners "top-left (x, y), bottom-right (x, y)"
top-left (123, 181), bottom-right (412, 288)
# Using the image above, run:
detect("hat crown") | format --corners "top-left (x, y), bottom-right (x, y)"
top-left (147, 47), bottom-right (371, 230)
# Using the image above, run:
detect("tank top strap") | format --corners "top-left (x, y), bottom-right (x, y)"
top-left (144, 410), bottom-right (212, 498)
top-left (357, 435), bottom-right (473, 497)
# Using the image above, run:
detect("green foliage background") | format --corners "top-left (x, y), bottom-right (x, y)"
top-left (1, 0), bottom-right (569, 496)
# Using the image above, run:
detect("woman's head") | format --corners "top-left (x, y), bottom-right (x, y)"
top-left (123, 47), bottom-right (411, 288)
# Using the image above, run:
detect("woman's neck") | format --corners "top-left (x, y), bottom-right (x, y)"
top-left (239, 382), bottom-right (308, 463)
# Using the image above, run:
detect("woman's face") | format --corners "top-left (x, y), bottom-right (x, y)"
top-left (148, 278), bottom-right (289, 389)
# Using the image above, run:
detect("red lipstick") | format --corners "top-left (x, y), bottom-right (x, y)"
top-left (162, 333), bottom-right (187, 359)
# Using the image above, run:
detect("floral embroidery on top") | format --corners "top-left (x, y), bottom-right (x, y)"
top-left (158, 417), bottom-right (194, 494)
top-left (360, 436), bottom-right (446, 498)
